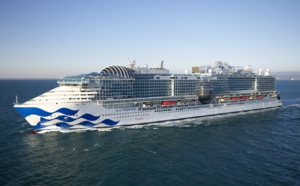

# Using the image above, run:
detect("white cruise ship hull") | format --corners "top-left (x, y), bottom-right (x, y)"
top-left (14, 98), bottom-right (282, 131)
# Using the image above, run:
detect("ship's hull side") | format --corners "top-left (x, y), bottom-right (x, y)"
top-left (14, 98), bottom-right (282, 131)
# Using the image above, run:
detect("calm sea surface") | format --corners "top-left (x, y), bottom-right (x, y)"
top-left (0, 80), bottom-right (299, 185)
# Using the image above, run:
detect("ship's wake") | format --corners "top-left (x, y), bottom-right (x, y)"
top-left (283, 103), bottom-right (300, 108)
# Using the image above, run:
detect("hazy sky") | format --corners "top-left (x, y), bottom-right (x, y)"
top-left (1, 0), bottom-right (300, 78)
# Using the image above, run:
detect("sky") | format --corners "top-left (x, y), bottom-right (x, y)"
top-left (1, 0), bottom-right (300, 78)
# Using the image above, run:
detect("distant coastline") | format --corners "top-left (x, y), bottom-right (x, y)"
top-left (0, 78), bottom-right (58, 80)
top-left (273, 71), bottom-right (300, 80)
top-left (1, 71), bottom-right (300, 80)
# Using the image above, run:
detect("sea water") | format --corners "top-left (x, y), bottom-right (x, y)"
top-left (0, 79), bottom-right (299, 185)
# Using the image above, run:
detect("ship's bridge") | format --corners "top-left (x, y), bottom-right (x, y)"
top-left (100, 65), bottom-right (134, 79)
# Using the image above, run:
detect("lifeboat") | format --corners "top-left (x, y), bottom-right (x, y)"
top-left (142, 102), bottom-right (157, 109)
top-left (257, 95), bottom-right (265, 99)
top-left (177, 100), bottom-right (189, 106)
top-left (161, 101), bottom-right (176, 106)
top-left (239, 96), bottom-right (249, 101)
top-left (230, 97), bottom-right (240, 101)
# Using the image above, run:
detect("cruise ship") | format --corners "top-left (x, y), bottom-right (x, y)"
top-left (14, 61), bottom-right (282, 131)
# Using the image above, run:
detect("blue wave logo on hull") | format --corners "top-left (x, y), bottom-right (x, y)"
top-left (40, 113), bottom-right (100, 123)
top-left (15, 106), bottom-right (119, 130)
top-left (77, 121), bottom-right (96, 127)
top-left (55, 123), bottom-right (72, 129)
top-left (34, 123), bottom-right (46, 130)
top-left (15, 107), bottom-right (79, 118)
top-left (101, 119), bottom-right (119, 126)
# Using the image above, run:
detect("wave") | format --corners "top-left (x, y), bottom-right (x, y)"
top-left (40, 113), bottom-right (100, 123)
top-left (35, 118), bottom-right (119, 130)
top-left (15, 107), bottom-right (79, 118)
top-left (100, 119), bottom-right (119, 126)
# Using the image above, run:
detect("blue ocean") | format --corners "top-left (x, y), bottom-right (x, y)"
top-left (0, 80), bottom-right (299, 185)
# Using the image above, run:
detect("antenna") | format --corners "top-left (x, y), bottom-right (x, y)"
top-left (159, 60), bottom-right (164, 69)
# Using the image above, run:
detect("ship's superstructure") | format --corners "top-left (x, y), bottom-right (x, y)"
top-left (14, 61), bottom-right (282, 131)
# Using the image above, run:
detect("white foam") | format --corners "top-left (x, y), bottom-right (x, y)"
top-left (148, 150), bottom-right (157, 154)
top-left (285, 104), bottom-right (300, 108)
top-left (37, 130), bottom-right (54, 134)
top-left (95, 128), bottom-right (114, 132)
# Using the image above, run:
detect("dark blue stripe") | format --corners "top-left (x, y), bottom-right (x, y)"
top-left (79, 113), bottom-right (100, 121)
top-left (100, 119), bottom-right (119, 126)
top-left (40, 113), bottom-right (100, 123)
top-left (56, 123), bottom-right (72, 129)
top-left (14, 107), bottom-right (79, 118)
